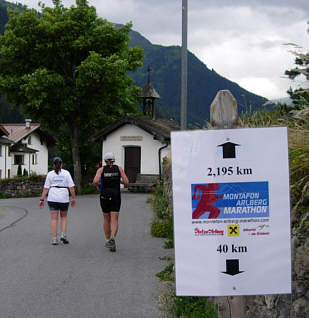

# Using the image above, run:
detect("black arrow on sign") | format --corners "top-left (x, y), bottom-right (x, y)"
top-left (222, 259), bottom-right (244, 276)
top-left (217, 142), bottom-right (240, 159)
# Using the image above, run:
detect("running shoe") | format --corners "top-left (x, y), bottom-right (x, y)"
top-left (51, 237), bottom-right (59, 245)
top-left (105, 238), bottom-right (116, 252)
top-left (60, 237), bottom-right (69, 244)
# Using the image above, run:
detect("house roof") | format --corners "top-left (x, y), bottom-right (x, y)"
top-left (2, 123), bottom-right (41, 143)
top-left (0, 125), bottom-right (9, 137)
top-left (93, 115), bottom-right (180, 143)
top-left (1, 123), bottom-right (55, 146)
top-left (0, 136), bottom-right (13, 145)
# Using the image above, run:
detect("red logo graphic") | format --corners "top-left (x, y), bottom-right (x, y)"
top-left (192, 183), bottom-right (223, 219)
top-left (194, 228), bottom-right (224, 236)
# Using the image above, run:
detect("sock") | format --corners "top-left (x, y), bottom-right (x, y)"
top-left (60, 232), bottom-right (66, 238)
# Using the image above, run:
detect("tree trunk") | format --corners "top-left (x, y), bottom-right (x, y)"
top-left (70, 125), bottom-right (82, 190)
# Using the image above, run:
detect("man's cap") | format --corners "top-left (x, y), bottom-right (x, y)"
top-left (52, 157), bottom-right (62, 164)
top-left (104, 152), bottom-right (115, 161)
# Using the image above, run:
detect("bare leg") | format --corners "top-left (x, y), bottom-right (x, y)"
top-left (50, 211), bottom-right (59, 237)
top-left (60, 211), bottom-right (68, 233)
top-left (110, 212), bottom-right (119, 238)
top-left (103, 213), bottom-right (111, 240)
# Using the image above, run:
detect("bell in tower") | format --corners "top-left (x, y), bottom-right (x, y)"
top-left (139, 66), bottom-right (160, 120)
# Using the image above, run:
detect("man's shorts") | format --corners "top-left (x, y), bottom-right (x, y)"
top-left (48, 201), bottom-right (70, 212)
top-left (100, 194), bottom-right (121, 213)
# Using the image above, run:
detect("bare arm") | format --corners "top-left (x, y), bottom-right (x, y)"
top-left (39, 187), bottom-right (49, 208)
top-left (93, 167), bottom-right (103, 190)
top-left (69, 186), bottom-right (76, 207)
top-left (118, 166), bottom-right (129, 186)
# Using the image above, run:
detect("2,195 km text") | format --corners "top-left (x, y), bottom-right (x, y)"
top-left (208, 166), bottom-right (253, 177)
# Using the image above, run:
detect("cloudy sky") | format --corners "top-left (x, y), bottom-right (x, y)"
top-left (10, 0), bottom-right (309, 100)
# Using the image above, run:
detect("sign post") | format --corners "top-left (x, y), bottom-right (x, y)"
top-left (171, 90), bottom-right (291, 317)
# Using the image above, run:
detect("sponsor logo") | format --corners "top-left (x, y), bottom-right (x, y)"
top-left (194, 228), bottom-right (224, 236)
top-left (257, 223), bottom-right (270, 230)
top-left (227, 224), bottom-right (239, 237)
top-left (243, 227), bottom-right (256, 232)
top-left (243, 224), bottom-right (270, 236)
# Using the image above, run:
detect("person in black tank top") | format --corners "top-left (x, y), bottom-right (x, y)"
top-left (93, 152), bottom-right (129, 252)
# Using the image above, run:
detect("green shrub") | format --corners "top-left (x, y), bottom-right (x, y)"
top-left (17, 164), bottom-right (22, 177)
top-left (173, 296), bottom-right (217, 318)
top-left (23, 168), bottom-right (28, 177)
top-left (290, 146), bottom-right (309, 207)
top-left (163, 238), bottom-right (174, 249)
top-left (151, 219), bottom-right (171, 238)
top-left (154, 196), bottom-right (169, 219)
top-left (150, 184), bottom-right (174, 246)
top-left (0, 192), bottom-right (11, 199)
top-left (156, 263), bottom-right (174, 282)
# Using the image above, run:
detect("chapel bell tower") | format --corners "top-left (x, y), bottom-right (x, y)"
top-left (139, 66), bottom-right (160, 120)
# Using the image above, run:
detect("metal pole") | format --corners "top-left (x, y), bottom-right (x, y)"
top-left (181, 0), bottom-right (187, 130)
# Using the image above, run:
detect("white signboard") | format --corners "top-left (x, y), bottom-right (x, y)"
top-left (171, 127), bottom-right (291, 296)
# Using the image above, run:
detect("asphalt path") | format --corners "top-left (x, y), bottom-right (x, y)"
top-left (0, 193), bottom-right (171, 318)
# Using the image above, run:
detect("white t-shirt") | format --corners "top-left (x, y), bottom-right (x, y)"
top-left (44, 169), bottom-right (75, 203)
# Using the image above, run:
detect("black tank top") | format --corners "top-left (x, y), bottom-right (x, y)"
top-left (100, 165), bottom-right (121, 195)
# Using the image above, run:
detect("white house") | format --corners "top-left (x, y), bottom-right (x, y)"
top-left (0, 125), bottom-right (13, 179)
top-left (93, 115), bottom-right (179, 183)
top-left (1, 119), bottom-right (52, 178)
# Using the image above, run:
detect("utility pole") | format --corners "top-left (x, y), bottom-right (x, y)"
top-left (181, 0), bottom-right (188, 130)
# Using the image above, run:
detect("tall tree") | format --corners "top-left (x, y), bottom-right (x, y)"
top-left (285, 22), bottom-right (309, 109)
top-left (0, 0), bottom-right (143, 188)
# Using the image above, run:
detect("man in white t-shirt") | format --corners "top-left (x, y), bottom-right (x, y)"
top-left (39, 157), bottom-right (76, 245)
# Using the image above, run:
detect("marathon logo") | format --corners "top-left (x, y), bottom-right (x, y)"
top-left (191, 181), bottom-right (269, 219)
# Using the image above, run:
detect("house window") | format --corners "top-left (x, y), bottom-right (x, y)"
top-left (14, 155), bottom-right (24, 165)
top-left (8, 148), bottom-right (10, 157)
top-left (0, 145), bottom-right (2, 157)
top-left (8, 169), bottom-right (10, 178)
top-left (28, 136), bottom-right (32, 145)
top-left (0, 169), bottom-right (2, 178)
top-left (32, 153), bottom-right (38, 165)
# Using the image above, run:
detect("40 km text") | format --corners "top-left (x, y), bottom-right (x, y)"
top-left (217, 244), bottom-right (248, 253)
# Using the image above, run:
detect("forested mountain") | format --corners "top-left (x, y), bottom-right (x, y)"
top-left (0, 1), bottom-right (267, 126)
top-left (0, 0), bottom-right (24, 123)
top-left (128, 28), bottom-right (268, 126)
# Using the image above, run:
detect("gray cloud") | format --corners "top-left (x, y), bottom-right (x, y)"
top-left (9, 0), bottom-right (309, 98)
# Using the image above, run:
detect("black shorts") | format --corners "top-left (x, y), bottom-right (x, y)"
top-left (100, 194), bottom-right (121, 213)
top-left (48, 201), bottom-right (70, 212)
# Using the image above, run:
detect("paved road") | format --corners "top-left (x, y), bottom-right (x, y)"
top-left (0, 193), bottom-right (171, 318)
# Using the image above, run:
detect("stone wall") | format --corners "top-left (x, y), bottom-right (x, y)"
top-left (0, 176), bottom-right (45, 197)
top-left (162, 162), bottom-right (309, 318)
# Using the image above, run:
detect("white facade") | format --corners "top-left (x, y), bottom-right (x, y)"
top-left (10, 132), bottom-right (48, 177)
top-left (102, 124), bottom-right (170, 175)
top-left (0, 144), bottom-right (12, 179)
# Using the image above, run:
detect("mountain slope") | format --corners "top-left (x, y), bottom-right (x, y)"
top-left (128, 29), bottom-right (268, 126)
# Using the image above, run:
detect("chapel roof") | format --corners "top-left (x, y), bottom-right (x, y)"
top-left (139, 81), bottom-right (160, 99)
top-left (93, 115), bottom-right (180, 143)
